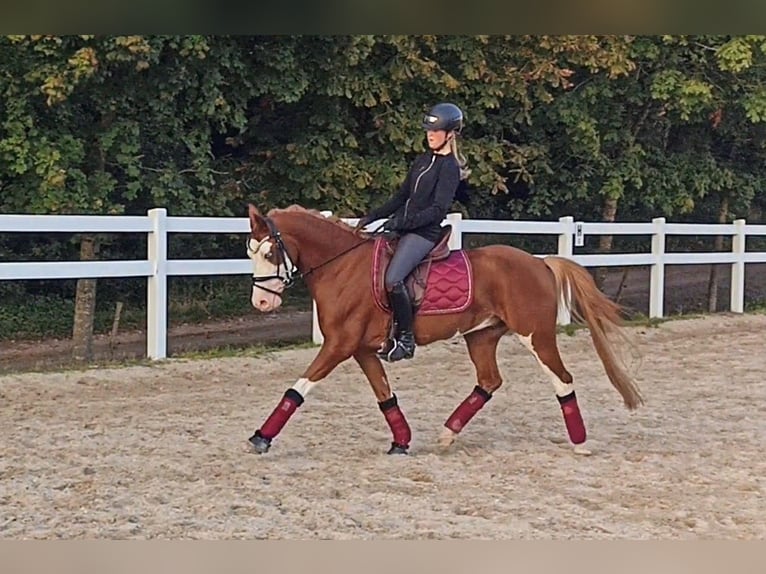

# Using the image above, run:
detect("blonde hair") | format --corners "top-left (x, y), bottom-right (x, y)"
top-left (449, 135), bottom-right (471, 181)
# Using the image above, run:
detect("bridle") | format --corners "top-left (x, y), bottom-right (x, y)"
top-left (248, 217), bottom-right (300, 297)
top-left (249, 216), bottom-right (382, 296)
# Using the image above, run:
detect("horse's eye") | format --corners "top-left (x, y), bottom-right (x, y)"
top-left (264, 252), bottom-right (273, 260)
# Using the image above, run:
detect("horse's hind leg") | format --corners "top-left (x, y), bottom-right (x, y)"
top-left (516, 328), bottom-right (591, 455)
top-left (440, 324), bottom-right (507, 448)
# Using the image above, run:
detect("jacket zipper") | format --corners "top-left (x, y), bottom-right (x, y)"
top-left (404, 154), bottom-right (436, 221)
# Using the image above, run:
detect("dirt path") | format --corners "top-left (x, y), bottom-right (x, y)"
top-left (1, 313), bottom-right (764, 539)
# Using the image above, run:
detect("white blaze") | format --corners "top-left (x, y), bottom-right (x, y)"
top-left (248, 238), bottom-right (284, 311)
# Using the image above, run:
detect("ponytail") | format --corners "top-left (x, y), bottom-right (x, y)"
top-left (449, 136), bottom-right (470, 181)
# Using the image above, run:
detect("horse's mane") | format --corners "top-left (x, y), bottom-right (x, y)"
top-left (268, 204), bottom-right (364, 235)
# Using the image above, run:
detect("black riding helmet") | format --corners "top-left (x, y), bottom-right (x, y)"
top-left (422, 102), bottom-right (463, 133)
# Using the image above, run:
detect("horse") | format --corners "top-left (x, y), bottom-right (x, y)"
top-left (245, 203), bottom-right (644, 456)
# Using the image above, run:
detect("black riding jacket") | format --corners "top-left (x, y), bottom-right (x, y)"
top-left (367, 152), bottom-right (460, 243)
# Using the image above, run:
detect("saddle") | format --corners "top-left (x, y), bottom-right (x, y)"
top-left (372, 225), bottom-right (473, 316)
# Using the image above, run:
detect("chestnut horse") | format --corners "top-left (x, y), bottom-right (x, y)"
top-left (245, 203), bottom-right (643, 456)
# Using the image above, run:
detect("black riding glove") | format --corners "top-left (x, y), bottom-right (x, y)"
top-left (384, 215), bottom-right (404, 232)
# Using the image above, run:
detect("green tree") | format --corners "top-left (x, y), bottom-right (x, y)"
top-left (0, 35), bottom-right (256, 358)
top-left (226, 35), bottom-right (636, 217)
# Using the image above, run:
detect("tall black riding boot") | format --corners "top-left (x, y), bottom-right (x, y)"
top-left (385, 281), bottom-right (416, 362)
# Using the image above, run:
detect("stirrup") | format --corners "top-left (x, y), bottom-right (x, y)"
top-left (376, 338), bottom-right (394, 360)
top-left (383, 336), bottom-right (415, 363)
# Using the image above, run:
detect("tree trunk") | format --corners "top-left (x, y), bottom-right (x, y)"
top-left (597, 105), bottom-right (650, 299)
top-left (72, 110), bottom-right (114, 362)
top-left (707, 195), bottom-right (729, 313)
top-left (614, 267), bottom-right (631, 304)
top-left (594, 196), bottom-right (618, 291)
top-left (72, 234), bottom-right (99, 362)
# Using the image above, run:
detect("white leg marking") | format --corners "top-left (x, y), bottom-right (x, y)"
top-left (461, 316), bottom-right (499, 335)
top-left (292, 377), bottom-right (318, 398)
top-left (438, 428), bottom-right (458, 448)
top-left (516, 334), bottom-right (572, 397)
top-left (573, 444), bottom-right (592, 456)
top-left (517, 334), bottom-right (589, 454)
top-left (381, 375), bottom-right (393, 399)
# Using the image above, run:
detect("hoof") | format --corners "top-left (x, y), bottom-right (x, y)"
top-left (438, 428), bottom-right (458, 448)
top-left (387, 442), bottom-right (409, 455)
top-left (248, 431), bottom-right (272, 454)
top-left (573, 443), bottom-right (592, 456)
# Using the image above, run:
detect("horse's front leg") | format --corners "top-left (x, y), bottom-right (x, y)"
top-left (248, 338), bottom-right (354, 454)
top-left (354, 352), bottom-right (412, 455)
top-left (439, 325), bottom-right (506, 448)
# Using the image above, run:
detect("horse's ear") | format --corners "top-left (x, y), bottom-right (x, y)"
top-left (248, 203), bottom-right (266, 234)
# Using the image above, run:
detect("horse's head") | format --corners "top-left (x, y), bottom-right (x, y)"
top-left (246, 202), bottom-right (372, 312)
top-left (246, 203), bottom-right (300, 312)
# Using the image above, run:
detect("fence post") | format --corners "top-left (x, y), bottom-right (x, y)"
top-left (311, 211), bottom-right (335, 345)
top-left (446, 212), bottom-right (463, 250)
top-left (557, 216), bottom-right (574, 325)
top-left (147, 208), bottom-right (168, 360)
top-left (730, 219), bottom-right (746, 313)
top-left (649, 217), bottom-right (666, 319)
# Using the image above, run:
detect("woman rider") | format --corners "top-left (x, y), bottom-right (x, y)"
top-left (356, 102), bottom-right (469, 362)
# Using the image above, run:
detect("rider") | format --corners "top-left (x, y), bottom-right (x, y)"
top-left (356, 102), bottom-right (469, 362)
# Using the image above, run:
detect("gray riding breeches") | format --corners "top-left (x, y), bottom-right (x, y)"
top-left (384, 233), bottom-right (437, 290)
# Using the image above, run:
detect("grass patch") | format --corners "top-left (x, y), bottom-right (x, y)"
top-left (0, 339), bottom-right (319, 377)
top-left (0, 356), bottom-right (157, 377)
top-left (623, 314), bottom-right (673, 328)
top-left (558, 322), bottom-right (581, 336)
top-left (174, 339), bottom-right (318, 361)
top-left (744, 298), bottom-right (766, 314)
top-left (554, 310), bottom-right (703, 337)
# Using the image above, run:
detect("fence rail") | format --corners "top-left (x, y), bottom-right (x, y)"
top-left (2, 209), bottom-right (766, 358)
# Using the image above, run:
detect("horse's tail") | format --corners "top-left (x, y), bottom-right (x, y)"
top-left (543, 256), bottom-right (644, 410)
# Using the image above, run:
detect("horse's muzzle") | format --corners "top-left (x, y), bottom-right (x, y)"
top-left (251, 279), bottom-right (284, 312)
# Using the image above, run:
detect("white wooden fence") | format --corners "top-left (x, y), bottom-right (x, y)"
top-left (2, 209), bottom-right (766, 358)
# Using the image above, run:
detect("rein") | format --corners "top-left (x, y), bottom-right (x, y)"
top-left (300, 238), bottom-right (370, 278)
